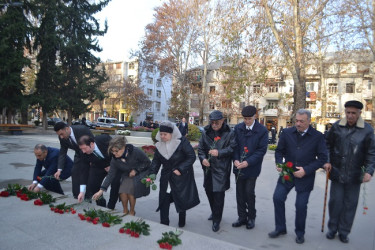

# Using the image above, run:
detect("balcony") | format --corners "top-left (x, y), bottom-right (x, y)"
top-left (265, 93), bottom-right (280, 100)
top-left (263, 108), bottom-right (278, 116)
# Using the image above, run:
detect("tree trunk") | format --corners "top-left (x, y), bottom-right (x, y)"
top-left (199, 49), bottom-right (208, 125)
top-left (372, 0), bottom-right (375, 127)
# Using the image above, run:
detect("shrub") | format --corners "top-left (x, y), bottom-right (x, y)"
top-left (129, 116), bottom-right (134, 128)
top-left (151, 128), bottom-right (159, 143)
top-left (187, 124), bottom-right (201, 141)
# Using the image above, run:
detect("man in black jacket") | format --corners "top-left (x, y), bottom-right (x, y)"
top-left (198, 110), bottom-right (237, 232)
top-left (324, 100), bottom-right (375, 243)
top-left (54, 122), bottom-right (93, 198)
top-left (77, 135), bottom-right (121, 209)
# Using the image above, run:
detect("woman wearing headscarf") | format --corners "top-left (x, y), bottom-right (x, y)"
top-left (92, 136), bottom-right (151, 215)
top-left (149, 121), bottom-right (200, 227)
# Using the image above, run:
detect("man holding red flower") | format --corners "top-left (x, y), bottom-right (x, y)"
top-left (269, 109), bottom-right (327, 244)
top-left (198, 110), bottom-right (237, 232)
top-left (232, 105), bottom-right (268, 230)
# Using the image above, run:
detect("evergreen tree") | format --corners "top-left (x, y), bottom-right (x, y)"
top-left (58, 0), bottom-right (109, 124)
top-left (0, 1), bottom-right (32, 123)
top-left (31, 0), bottom-right (64, 128)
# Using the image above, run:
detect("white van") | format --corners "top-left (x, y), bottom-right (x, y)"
top-left (96, 117), bottom-right (124, 128)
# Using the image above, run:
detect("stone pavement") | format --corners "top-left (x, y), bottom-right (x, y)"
top-left (0, 131), bottom-right (374, 250)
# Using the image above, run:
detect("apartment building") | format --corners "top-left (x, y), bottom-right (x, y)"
top-left (187, 52), bottom-right (373, 133)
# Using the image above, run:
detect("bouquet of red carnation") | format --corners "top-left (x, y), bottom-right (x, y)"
top-left (206, 136), bottom-right (221, 174)
top-left (0, 191), bottom-right (10, 197)
top-left (79, 208), bottom-right (122, 227)
top-left (119, 218), bottom-right (150, 237)
top-left (157, 230), bottom-right (182, 249)
top-left (50, 202), bottom-right (76, 214)
top-left (277, 161), bottom-right (294, 183)
top-left (141, 174), bottom-right (157, 190)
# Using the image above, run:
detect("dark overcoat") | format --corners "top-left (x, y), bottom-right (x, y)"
top-left (150, 136), bottom-right (200, 213)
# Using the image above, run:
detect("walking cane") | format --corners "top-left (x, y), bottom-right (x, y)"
top-left (321, 170), bottom-right (330, 232)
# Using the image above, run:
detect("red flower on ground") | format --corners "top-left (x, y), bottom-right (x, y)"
top-left (119, 228), bottom-right (125, 234)
top-left (102, 222), bottom-right (110, 227)
top-left (125, 228), bottom-right (131, 234)
top-left (0, 191), bottom-right (10, 197)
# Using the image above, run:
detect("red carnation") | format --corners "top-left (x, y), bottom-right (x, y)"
top-left (214, 136), bottom-right (221, 141)
top-left (286, 162), bottom-right (293, 168)
top-left (92, 220), bottom-right (98, 225)
top-left (0, 191), bottom-right (10, 197)
top-left (86, 217), bottom-right (92, 222)
top-left (125, 228), bottom-right (131, 234)
top-left (102, 222), bottom-right (110, 227)
top-left (283, 175), bottom-right (290, 181)
top-left (134, 233), bottom-right (139, 238)
top-left (244, 147), bottom-right (249, 153)
top-left (119, 228), bottom-right (125, 234)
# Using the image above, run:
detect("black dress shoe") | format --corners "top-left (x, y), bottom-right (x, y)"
top-left (339, 234), bottom-right (349, 243)
top-left (212, 222), bottom-right (220, 232)
top-left (296, 236), bottom-right (305, 244)
top-left (246, 219), bottom-right (255, 229)
top-left (232, 219), bottom-right (247, 227)
top-left (326, 231), bottom-right (335, 239)
top-left (208, 214), bottom-right (213, 220)
top-left (268, 230), bottom-right (287, 238)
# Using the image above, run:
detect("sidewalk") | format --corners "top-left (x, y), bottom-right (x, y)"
top-left (0, 133), bottom-right (374, 250)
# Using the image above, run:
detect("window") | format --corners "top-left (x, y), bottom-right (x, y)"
top-left (116, 63), bottom-right (121, 69)
top-left (306, 102), bottom-right (316, 110)
top-left (156, 90), bottom-right (161, 98)
top-left (147, 89), bottom-right (152, 96)
top-left (365, 100), bottom-right (372, 111)
top-left (115, 74), bottom-right (121, 81)
top-left (327, 103), bottom-right (336, 112)
top-left (289, 86), bottom-right (293, 92)
top-left (328, 83), bottom-right (338, 94)
top-left (129, 63), bottom-right (135, 70)
top-left (346, 83), bottom-right (355, 93)
top-left (240, 102), bottom-right (245, 109)
top-left (306, 82), bottom-right (315, 92)
top-left (368, 81), bottom-right (372, 90)
top-left (268, 84), bottom-right (278, 93)
top-left (267, 101), bottom-right (278, 109)
top-left (210, 86), bottom-right (215, 94)
top-left (147, 78), bottom-right (152, 84)
top-left (157, 79), bottom-right (162, 87)
top-left (253, 85), bottom-right (260, 94)
top-left (222, 101), bottom-right (232, 108)
top-left (209, 101), bottom-right (215, 109)
top-left (156, 102), bottom-right (161, 111)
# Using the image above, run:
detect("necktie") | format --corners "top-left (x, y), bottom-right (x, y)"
top-left (93, 150), bottom-right (103, 159)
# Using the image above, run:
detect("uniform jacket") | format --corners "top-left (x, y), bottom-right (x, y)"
top-left (198, 123), bottom-right (237, 192)
top-left (326, 117), bottom-right (375, 183)
top-left (275, 125), bottom-right (328, 192)
top-left (33, 147), bottom-right (73, 185)
top-left (150, 136), bottom-right (200, 213)
top-left (102, 144), bottom-right (151, 198)
top-left (178, 122), bottom-right (188, 137)
top-left (233, 120), bottom-right (268, 179)
top-left (57, 125), bottom-right (93, 170)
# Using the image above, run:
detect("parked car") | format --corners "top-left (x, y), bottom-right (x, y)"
top-left (96, 117), bottom-right (125, 128)
top-left (85, 120), bottom-right (97, 129)
top-left (119, 121), bottom-right (129, 127)
top-left (47, 117), bottom-right (63, 126)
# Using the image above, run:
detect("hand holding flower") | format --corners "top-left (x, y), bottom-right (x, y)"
top-left (78, 192), bottom-right (85, 203)
top-left (202, 159), bottom-right (210, 167)
top-left (93, 190), bottom-right (103, 200)
top-left (208, 149), bottom-right (218, 157)
top-left (363, 173), bottom-right (372, 183)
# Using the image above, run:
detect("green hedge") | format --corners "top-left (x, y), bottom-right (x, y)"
top-left (187, 124), bottom-right (201, 141)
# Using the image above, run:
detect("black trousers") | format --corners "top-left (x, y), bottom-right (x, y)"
top-left (205, 189), bottom-right (225, 224)
top-left (86, 167), bottom-right (108, 207)
top-left (236, 177), bottom-right (257, 221)
top-left (107, 172), bottom-right (121, 209)
top-left (71, 155), bottom-right (84, 198)
top-left (328, 181), bottom-right (361, 236)
top-left (39, 169), bottom-right (64, 195)
top-left (159, 193), bottom-right (186, 226)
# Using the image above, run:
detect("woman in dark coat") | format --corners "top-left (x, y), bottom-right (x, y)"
top-left (93, 136), bottom-right (150, 215)
top-left (149, 121), bottom-right (200, 227)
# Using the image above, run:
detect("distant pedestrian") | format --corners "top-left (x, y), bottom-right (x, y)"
top-left (178, 117), bottom-right (189, 137)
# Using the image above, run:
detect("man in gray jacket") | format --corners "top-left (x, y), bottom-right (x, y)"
top-left (324, 100), bottom-right (375, 243)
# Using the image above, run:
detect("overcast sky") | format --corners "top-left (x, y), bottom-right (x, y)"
top-left (94, 0), bottom-right (164, 62)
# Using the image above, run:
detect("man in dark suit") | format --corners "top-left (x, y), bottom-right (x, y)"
top-left (268, 109), bottom-right (328, 244)
top-left (232, 106), bottom-right (268, 230)
top-left (28, 144), bottom-right (73, 195)
top-left (77, 135), bottom-right (121, 209)
top-left (53, 122), bottom-right (93, 198)
top-left (178, 117), bottom-right (189, 137)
